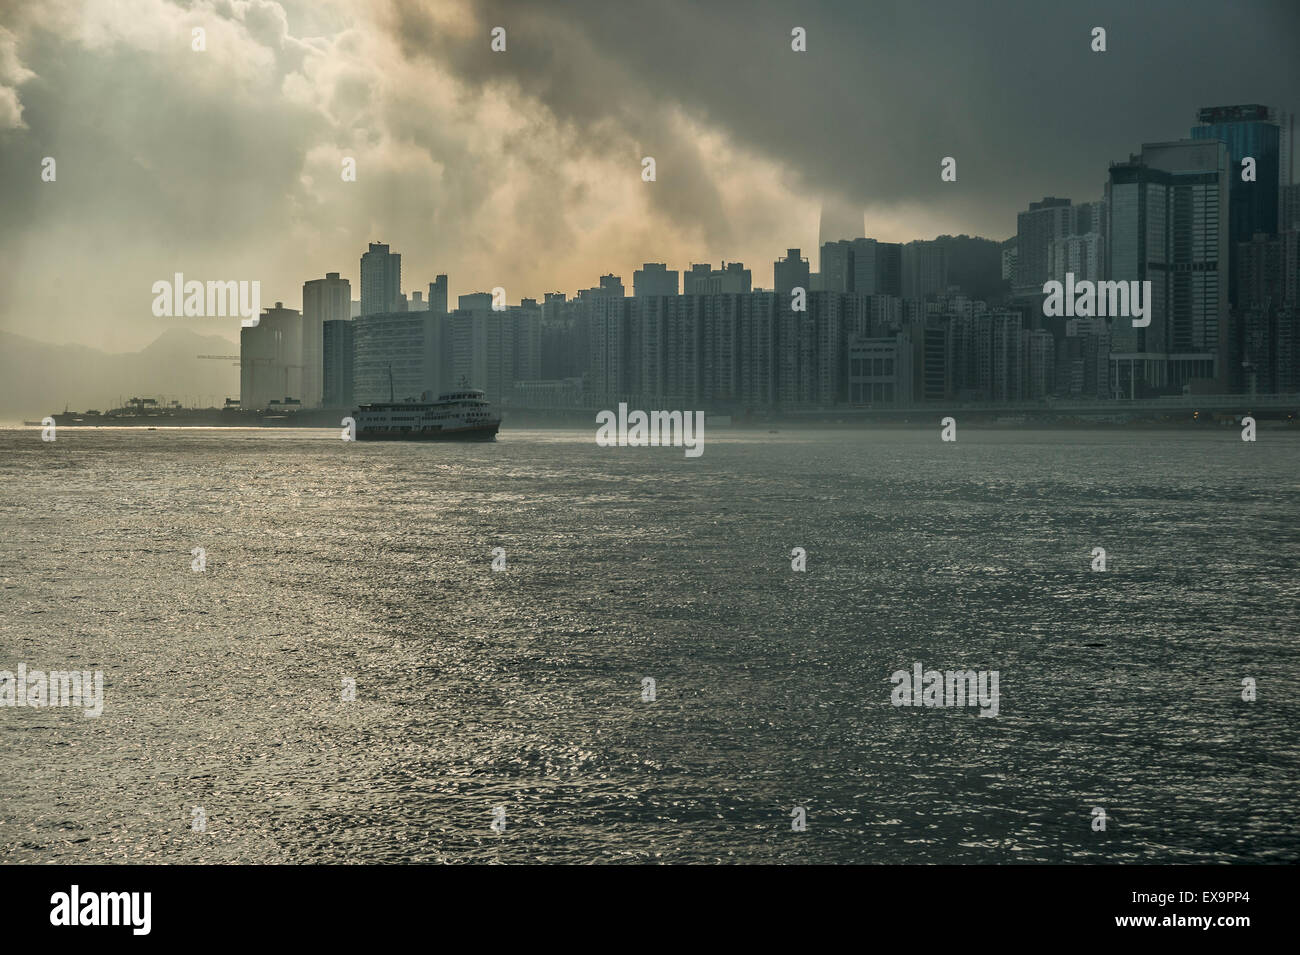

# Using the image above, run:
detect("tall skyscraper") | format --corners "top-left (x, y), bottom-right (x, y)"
top-left (818, 200), bottom-right (863, 248)
top-left (359, 242), bottom-right (401, 316)
top-left (301, 272), bottom-right (351, 408)
top-left (1191, 105), bottom-right (1281, 242)
top-left (1192, 105), bottom-right (1283, 308)
top-left (1106, 140), bottom-right (1229, 396)
top-left (428, 275), bottom-right (448, 315)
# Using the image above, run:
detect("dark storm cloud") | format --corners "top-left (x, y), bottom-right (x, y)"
top-left (394, 0), bottom-right (1300, 237)
top-left (0, 0), bottom-right (1295, 355)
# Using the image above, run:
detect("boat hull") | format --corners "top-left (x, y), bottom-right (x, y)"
top-left (356, 422), bottom-right (500, 441)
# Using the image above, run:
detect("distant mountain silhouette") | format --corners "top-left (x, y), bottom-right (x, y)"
top-left (0, 328), bottom-right (241, 420)
top-left (931, 234), bottom-right (1009, 302)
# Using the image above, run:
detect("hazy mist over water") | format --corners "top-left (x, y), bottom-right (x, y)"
top-left (1, 427), bottom-right (1296, 863)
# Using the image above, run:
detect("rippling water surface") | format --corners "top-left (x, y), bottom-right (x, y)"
top-left (1, 426), bottom-right (1297, 863)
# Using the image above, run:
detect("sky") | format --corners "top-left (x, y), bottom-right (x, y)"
top-left (1, 0), bottom-right (1297, 351)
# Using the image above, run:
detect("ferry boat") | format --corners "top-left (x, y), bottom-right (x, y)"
top-left (353, 388), bottom-right (501, 441)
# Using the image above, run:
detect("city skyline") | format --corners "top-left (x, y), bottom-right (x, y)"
top-left (223, 94), bottom-right (1300, 415)
top-left (3, 0), bottom-right (1298, 353)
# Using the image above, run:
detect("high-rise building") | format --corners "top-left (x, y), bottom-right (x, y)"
top-left (301, 272), bottom-right (351, 408)
top-left (684, 262), bottom-right (751, 294)
top-left (538, 292), bottom-right (582, 380)
top-left (633, 263), bottom-right (679, 297)
top-left (1192, 105), bottom-right (1281, 242)
top-left (1282, 109), bottom-right (1295, 183)
top-left (359, 242), bottom-right (401, 316)
top-left (322, 319), bottom-right (354, 409)
top-left (773, 290), bottom-right (842, 407)
top-left (511, 300), bottom-right (542, 386)
top-left (1057, 318), bottom-right (1111, 399)
top-left (458, 292), bottom-right (493, 311)
top-left (443, 292), bottom-right (542, 402)
top-left (847, 334), bottom-right (913, 405)
top-left (901, 240), bottom-right (948, 299)
top-left (930, 235), bottom-right (1007, 301)
top-left (664, 296), bottom-right (704, 402)
top-left (1072, 199), bottom-right (1109, 238)
top-left (1022, 328), bottom-right (1055, 399)
top-left (1042, 200), bottom-right (1108, 287)
top-left (1106, 140), bottom-right (1229, 396)
top-left (820, 240), bottom-right (854, 293)
top-left (1236, 302), bottom-right (1300, 395)
top-left (697, 294), bottom-right (742, 405)
top-left (1236, 230), bottom-right (1300, 308)
top-left (773, 249), bottom-right (810, 297)
top-left (588, 295), bottom-right (631, 400)
top-left (1233, 230), bottom-right (1300, 393)
top-left (738, 292), bottom-right (777, 407)
top-left (428, 275), bottom-right (448, 315)
top-left (877, 243), bottom-right (903, 298)
top-left (989, 310), bottom-right (1024, 402)
top-left (1015, 197), bottom-right (1073, 296)
top-left (1192, 105), bottom-right (1283, 308)
top-left (1001, 240), bottom-right (1018, 284)
top-left (1047, 232), bottom-right (1105, 285)
top-left (240, 302), bottom-right (303, 410)
top-left (352, 311), bottom-right (441, 403)
top-left (1282, 183), bottom-right (1300, 232)
top-left (917, 323), bottom-right (952, 402)
top-left (850, 238), bottom-right (903, 296)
